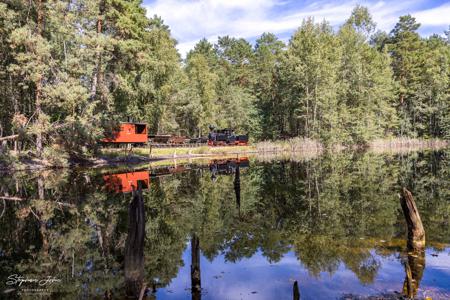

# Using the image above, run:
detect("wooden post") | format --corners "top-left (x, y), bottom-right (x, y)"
top-left (148, 142), bottom-right (152, 159)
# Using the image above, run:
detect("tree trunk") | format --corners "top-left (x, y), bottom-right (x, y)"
top-left (305, 86), bottom-right (309, 137)
top-left (400, 188), bottom-right (426, 299)
top-left (91, 0), bottom-right (105, 100)
top-left (35, 0), bottom-right (45, 156)
top-left (400, 188), bottom-right (425, 251)
top-left (124, 186), bottom-right (145, 298)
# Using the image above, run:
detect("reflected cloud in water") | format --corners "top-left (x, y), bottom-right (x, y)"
top-left (0, 151), bottom-right (449, 299)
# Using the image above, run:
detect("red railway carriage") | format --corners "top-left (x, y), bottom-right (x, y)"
top-left (103, 170), bottom-right (150, 193)
top-left (101, 122), bottom-right (148, 144)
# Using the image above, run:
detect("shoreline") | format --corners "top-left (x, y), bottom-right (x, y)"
top-left (0, 138), bottom-right (448, 172)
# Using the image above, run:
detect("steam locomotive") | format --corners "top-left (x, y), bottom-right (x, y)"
top-left (207, 128), bottom-right (249, 146)
top-left (101, 122), bottom-right (249, 146)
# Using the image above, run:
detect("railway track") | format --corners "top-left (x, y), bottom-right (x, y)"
top-left (148, 142), bottom-right (208, 148)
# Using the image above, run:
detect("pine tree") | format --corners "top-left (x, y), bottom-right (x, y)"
top-left (184, 52), bottom-right (219, 136)
top-left (388, 15), bottom-right (424, 137)
top-left (338, 7), bottom-right (396, 144)
top-left (420, 35), bottom-right (450, 138)
top-left (253, 33), bottom-right (285, 139)
top-left (281, 19), bottom-right (342, 144)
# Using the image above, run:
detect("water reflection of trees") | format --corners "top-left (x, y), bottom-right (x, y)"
top-left (0, 150), bottom-right (448, 298)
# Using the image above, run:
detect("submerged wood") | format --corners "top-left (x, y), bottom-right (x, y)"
top-left (400, 188), bottom-right (426, 299)
top-left (124, 185), bottom-right (145, 298)
top-left (403, 249), bottom-right (425, 299)
top-left (400, 188), bottom-right (425, 251)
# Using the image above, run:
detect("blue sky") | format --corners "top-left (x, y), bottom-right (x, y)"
top-left (143, 0), bottom-right (450, 56)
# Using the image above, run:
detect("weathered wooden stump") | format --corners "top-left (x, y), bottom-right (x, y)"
top-left (400, 188), bottom-right (426, 299)
top-left (400, 188), bottom-right (425, 251)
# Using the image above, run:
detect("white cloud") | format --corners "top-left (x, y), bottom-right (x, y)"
top-left (413, 3), bottom-right (450, 26)
top-left (144, 0), bottom-right (449, 57)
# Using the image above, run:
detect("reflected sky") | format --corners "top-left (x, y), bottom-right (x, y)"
top-left (0, 151), bottom-right (449, 299)
top-left (156, 246), bottom-right (450, 300)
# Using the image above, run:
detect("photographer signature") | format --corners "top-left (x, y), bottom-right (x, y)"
top-left (6, 274), bottom-right (61, 286)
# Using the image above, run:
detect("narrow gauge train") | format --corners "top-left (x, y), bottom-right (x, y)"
top-left (207, 128), bottom-right (249, 146)
top-left (101, 122), bottom-right (249, 146)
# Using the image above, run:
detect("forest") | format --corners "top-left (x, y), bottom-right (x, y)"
top-left (0, 1), bottom-right (449, 161)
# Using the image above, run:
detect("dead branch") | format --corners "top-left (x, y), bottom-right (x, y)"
top-left (0, 135), bottom-right (19, 142)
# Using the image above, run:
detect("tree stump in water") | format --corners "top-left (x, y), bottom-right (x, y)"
top-left (400, 188), bottom-right (426, 299)
top-left (400, 188), bottom-right (425, 251)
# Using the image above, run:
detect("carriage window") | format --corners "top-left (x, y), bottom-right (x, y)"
top-left (135, 124), bottom-right (146, 134)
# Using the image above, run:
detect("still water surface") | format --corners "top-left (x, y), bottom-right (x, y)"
top-left (0, 150), bottom-right (449, 299)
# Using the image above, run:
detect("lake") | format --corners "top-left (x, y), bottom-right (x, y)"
top-left (0, 150), bottom-right (449, 299)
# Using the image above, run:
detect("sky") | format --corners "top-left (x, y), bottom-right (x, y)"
top-left (142, 0), bottom-right (450, 57)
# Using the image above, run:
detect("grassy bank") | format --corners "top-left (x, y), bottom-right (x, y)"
top-left (101, 137), bottom-right (448, 166)
top-left (100, 145), bottom-right (257, 159)
top-left (256, 137), bottom-right (324, 154)
top-left (368, 138), bottom-right (449, 153)
top-left (255, 137), bottom-right (448, 154)
top-left (1, 137), bottom-right (448, 171)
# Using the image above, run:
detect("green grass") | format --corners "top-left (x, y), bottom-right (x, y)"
top-left (100, 145), bottom-right (256, 158)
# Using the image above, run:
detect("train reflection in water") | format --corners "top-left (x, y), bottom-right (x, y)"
top-left (103, 157), bottom-right (249, 193)
top-left (209, 157), bottom-right (249, 181)
top-left (102, 157), bottom-right (249, 299)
